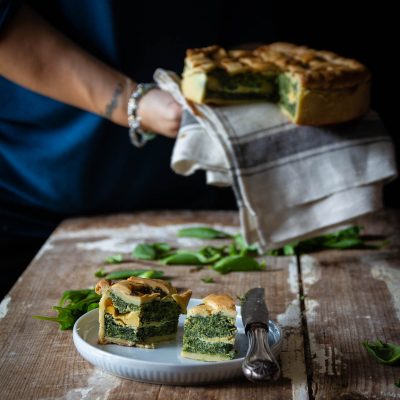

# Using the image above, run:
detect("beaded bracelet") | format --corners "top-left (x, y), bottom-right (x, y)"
top-left (127, 83), bottom-right (158, 147)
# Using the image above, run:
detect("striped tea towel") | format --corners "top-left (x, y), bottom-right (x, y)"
top-left (154, 69), bottom-right (398, 250)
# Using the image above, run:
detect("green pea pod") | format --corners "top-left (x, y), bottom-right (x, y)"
top-left (137, 270), bottom-right (160, 278)
top-left (212, 255), bottom-right (265, 274)
top-left (177, 227), bottom-right (232, 239)
top-left (132, 244), bottom-right (157, 260)
top-left (105, 269), bottom-right (164, 280)
top-left (203, 253), bottom-right (223, 264)
top-left (162, 252), bottom-right (204, 265)
top-left (173, 249), bottom-right (222, 265)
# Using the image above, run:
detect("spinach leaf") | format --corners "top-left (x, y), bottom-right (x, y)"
top-left (33, 289), bottom-right (101, 330)
top-left (132, 244), bottom-right (157, 260)
top-left (266, 225), bottom-right (381, 255)
top-left (212, 255), bottom-right (265, 274)
top-left (132, 242), bottom-right (172, 260)
top-left (153, 242), bottom-right (172, 254)
top-left (362, 340), bottom-right (400, 365)
top-left (104, 254), bottom-right (123, 264)
top-left (177, 227), bottom-right (232, 239)
top-left (197, 246), bottom-right (224, 263)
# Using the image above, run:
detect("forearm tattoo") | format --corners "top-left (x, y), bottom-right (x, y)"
top-left (105, 82), bottom-right (123, 119)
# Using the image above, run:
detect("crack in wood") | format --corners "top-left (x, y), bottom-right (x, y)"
top-left (297, 253), bottom-right (315, 400)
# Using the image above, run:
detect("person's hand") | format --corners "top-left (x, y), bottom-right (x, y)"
top-left (137, 89), bottom-right (182, 138)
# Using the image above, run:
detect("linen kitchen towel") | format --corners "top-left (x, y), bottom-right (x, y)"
top-left (154, 69), bottom-right (398, 250)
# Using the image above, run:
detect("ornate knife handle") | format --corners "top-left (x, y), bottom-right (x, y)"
top-left (242, 323), bottom-right (281, 382)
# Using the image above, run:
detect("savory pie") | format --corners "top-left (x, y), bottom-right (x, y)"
top-left (95, 277), bottom-right (192, 348)
top-left (181, 294), bottom-right (237, 361)
top-left (181, 43), bottom-right (370, 125)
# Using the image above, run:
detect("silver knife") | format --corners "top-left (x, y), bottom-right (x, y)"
top-left (241, 287), bottom-right (281, 382)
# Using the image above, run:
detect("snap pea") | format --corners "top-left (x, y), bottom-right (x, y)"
top-left (212, 255), bottom-right (265, 274)
top-left (162, 252), bottom-right (204, 265)
top-left (177, 227), bottom-right (232, 239)
top-left (105, 269), bottom-right (164, 280)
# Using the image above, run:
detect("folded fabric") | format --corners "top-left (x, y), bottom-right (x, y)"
top-left (154, 69), bottom-right (398, 250)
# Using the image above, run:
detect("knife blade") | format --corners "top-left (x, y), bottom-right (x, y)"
top-left (241, 287), bottom-right (281, 382)
top-left (241, 287), bottom-right (270, 330)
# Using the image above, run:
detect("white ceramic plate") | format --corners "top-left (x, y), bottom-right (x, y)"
top-left (73, 299), bottom-right (282, 385)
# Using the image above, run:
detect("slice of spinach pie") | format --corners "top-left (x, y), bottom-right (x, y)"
top-left (95, 277), bottom-right (192, 348)
top-left (181, 294), bottom-right (237, 361)
top-left (181, 42), bottom-right (370, 125)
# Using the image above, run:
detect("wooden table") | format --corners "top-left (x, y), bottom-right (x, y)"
top-left (0, 210), bottom-right (399, 400)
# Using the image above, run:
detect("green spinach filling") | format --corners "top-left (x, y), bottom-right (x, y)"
top-left (104, 314), bottom-right (178, 342)
top-left (206, 91), bottom-right (272, 101)
top-left (205, 69), bottom-right (299, 116)
top-left (109, 293), bottom-right (180, 322)
top-left (206, 69), bottom-right (278, 101)
top-left (182, 337), bottom-right (235, 358)
top-left (277, 73), bottom-right (298, 117)
top-left (184, 314), bottom-right (236, 338)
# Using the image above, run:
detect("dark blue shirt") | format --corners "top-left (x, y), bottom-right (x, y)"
top-left (0, 0), bottom-right (274, 238)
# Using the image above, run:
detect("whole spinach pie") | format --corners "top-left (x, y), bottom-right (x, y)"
top-left (181, 42), bottom-right (370, 125)
top-left (95, 277), bottom-right (192, 348)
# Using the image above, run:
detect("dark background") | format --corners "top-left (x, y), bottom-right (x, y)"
top-left (291, 4), bottom-right (399, 207)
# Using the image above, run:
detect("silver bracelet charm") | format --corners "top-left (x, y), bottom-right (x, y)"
top-left (127, 83), bottom-right (158, 148)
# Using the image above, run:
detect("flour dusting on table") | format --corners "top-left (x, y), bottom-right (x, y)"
top-left (54, 223), bottom-right (238, 253)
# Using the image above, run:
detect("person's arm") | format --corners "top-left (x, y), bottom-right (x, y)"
top-left (0, 4), bottom-right (181, 137)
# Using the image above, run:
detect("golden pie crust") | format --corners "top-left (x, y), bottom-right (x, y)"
top-left (188, 293), bottom-right (237, 318)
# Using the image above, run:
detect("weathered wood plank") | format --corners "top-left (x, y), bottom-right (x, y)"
top-left (300, 210), bottom-right (400, 400)
top-left (0, 211), bottom-right (307, 400)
